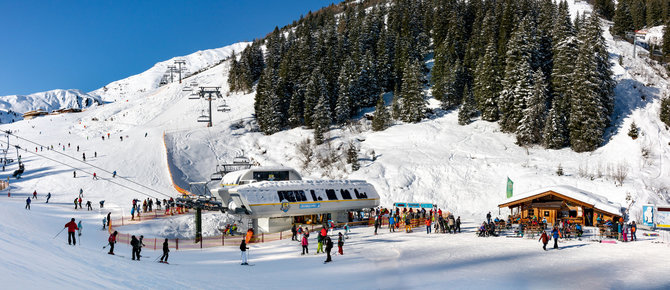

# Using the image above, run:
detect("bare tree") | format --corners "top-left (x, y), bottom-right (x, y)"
top-left (296, 138), bottom-right (313, 171)
top-left (613, 161), bottom-right (630, 187)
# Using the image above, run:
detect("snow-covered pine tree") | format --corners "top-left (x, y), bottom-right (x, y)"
top-left (660, 97), bottom-right (670, 127)
top-left (438, 59), bottom-right (466, 110)
top-left (664, 20), bottom-right (670, 57)
top-left (346, 141), bottom-right (360, 171)
top-left (303, 69), bottom-right (325, 128)
top-left (593, 0), bottom-right (615, 20)
top-left (399, 60), bottom-right (426, 123)
top-left (313, 94), bottom-right (331, 145)
top-left (612, 0), bottom-right (633, 38)
top-left (255, 67), bottom-right (282, 135)
top-left (516, 69), bottom-right (547, 146)
top-left (500, 16), bottom-right (537, 133)
top-left (628, 121), bottom-right (639, 139)
top-left (458, 85), bottom-right (477, 125)
top-left (473, 41), bottom-right (501, 121)
top-left (372, 93), bottom-right (391, 131)
top-left (630, 0), bottom-right (646, 30)
top-left (335, 66), bottom-right (353, 125)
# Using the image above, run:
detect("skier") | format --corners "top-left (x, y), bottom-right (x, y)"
top-left (240, 239), bottom-right (249, 265)
top-left (78, 197), bottom-right (82, 209)
top-left (389, 216), bottom-right (395, 232)
top-left (93, 172), bottom-right (98, 180)
top-left (324, 235), bottom-right (333, 263)
top-left (297, 227), bottom-right (303, 242)
top-left (76, 145), bottom-right (79, 152)
top-left (32, 190), bottom-right (37, 199)
top-left (291, 224), bottom-right (297, 241)
top-left (79, 188), bottom-right (83, 199)
top-left (145, 132), bottom-right (148, 137)
top-left (112, 171), bottom-right (116, 178)
top-left (138, 235), bottom-right (146, 258)
top-left (631, 221), bottom-right (637, 241)
top-left (99, 200), bottom-right (105, 208)
top-left (46, 192), bottom-right (51, 203)
top-left (301, 233), bottom-right (309, 255)
top-left (160, 239), bottom-right (170, 264)
top-left (131, 206), bottom-right (135, 220)
top-left (107, 231), bottom-right (118, 255)
top-left (25, 197), bottom-right (31, 210)
top-left (551, 227), bottom-right (560, 249)
top-left (120, 136), bottom-right (123, 141)
top-left (77, 220), bottom-right (83, 237)
top-left (107, 212), bottom-right (111, 228)
top-left (86, 200), bottom-right (92, 211)
top-left (316, 232), bottom-right (324, 254)
top-left (73, 170), bottom-right (76, 178)
top-left (539, 231), bottom-right (549, 251)
top-left (337, 232), bottom-right (344, 255)
top-left (65, 218), bottom-right (78, 245)
top-left (94, 152), bottom-right (97, 158)
top-left (74, 198), bottom-right (78, 209)
top-left (102, 216), bottom-right (107, 230)
top-left (82, 153), bottom-right (86, 162)
top-left (130, 235), bottom-right (140, 260)
top-left (456, 216), bottom-right (461, 233)
top-left (374, 216), bottom-right (380, 235)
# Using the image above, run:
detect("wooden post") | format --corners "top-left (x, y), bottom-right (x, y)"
top-left (222, 234), bottom-right (224, 246)
top-left (122, 216), bottom-right (124, 226)
top-left (262, 233), bottom-right (264, 243)
top-left (280, 231), bottom-right (282, 240)
top-left (176, 238), bottom-right (179, 250)
top-left (154, 238), bottom-right (157, 250)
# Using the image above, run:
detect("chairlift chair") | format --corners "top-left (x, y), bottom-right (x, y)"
top-left (197, 110), bottom-right (210, 122)
top-left (217, 104), bottom-right (230, 112)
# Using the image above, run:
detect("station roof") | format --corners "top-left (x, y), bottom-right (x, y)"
top-left (498, 185), bottom-right (622, 217)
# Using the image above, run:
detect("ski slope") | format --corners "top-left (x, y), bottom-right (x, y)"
top-left (1, 0), bottom-right (670, 288)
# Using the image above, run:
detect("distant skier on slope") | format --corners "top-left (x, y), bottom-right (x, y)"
top-left (86, 200), bottom-right (92, 211)
top-left (46, 192), bottom-right (51, 203)
top-left (25, 197), bottom-right (31, 210)
top-left (130, 236), bottom-right (140, 260)
top-left (337, 232), bottom-right (344, 255)
top-left (324, 235), bottom-right (333, 263)
top-left (107, 231), bottom-right (118, 255)
top-left (77, 220), bottom-right (83, 236)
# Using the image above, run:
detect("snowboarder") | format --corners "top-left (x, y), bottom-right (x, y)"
top-left (324, 235), bottom-right (333, 263)
top-left (65, 218), bottom-right (78, 245)
top-left (46, 192), bottom-right (51, 203)
top-left (77, 220), bottom-right (83, 237)
top-left (25, 197), bottom-right (31, 210)
top-left (551, 227), bottom-right (559, 249)
top-left (301, 233), bottom-right (309, 255)
top-left (130, 235), bottom-right (140, 260)
top-left (32, 190), bottom-right (37, 199)
top-left (112, 171), bottom-right (116, 178)
top-left (107, 231), bottom-right (118, 255)
top-left (160, 239), bottom-right (170, 263)
top-left (86, 200), bottom-right (92, 211)
top-left (240, 239), bottom-right (249, 265)
top-left (539, 231), bottom-right (549, 251)
top-left (337, 232), bottom-right (344, 255)
top-left (291, 224), bottom-right (297, 241)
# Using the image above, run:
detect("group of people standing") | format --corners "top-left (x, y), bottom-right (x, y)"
top-left (291, 224), bottom-right (344, 263)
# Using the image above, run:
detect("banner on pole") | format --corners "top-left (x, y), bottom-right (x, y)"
top-left (506, 178), bottom-right (513, 198)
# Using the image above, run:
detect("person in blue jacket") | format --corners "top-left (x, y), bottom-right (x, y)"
top-left (389, 216), bottom-right (395, 232)
top-left (551, 226), bottom-right (560, 249)
top-left (25, 197), bottom-right (31, 210)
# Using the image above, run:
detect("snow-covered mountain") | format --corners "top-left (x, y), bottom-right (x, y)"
top-left (0, 89), bottom-right (101, 114)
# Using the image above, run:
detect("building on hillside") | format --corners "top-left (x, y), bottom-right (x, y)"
top-left (498, 185), bottom-right (622, 227)
top-left (22, 110), bottom-right (49, 120)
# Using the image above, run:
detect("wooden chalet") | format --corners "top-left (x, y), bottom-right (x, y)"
top-left (498, 185), bottom-right (622, 227)
top-left (22, 110), bottom-right (49, 120)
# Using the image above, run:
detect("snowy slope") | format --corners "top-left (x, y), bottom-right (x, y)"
top-left (0, 89), bottom-right (101, 114)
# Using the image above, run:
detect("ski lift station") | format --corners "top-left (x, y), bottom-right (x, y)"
top-left (209, 164), bottom-right (380, 233)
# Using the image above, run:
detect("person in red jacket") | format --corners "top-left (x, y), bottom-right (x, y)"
top-left (108, 231), bottom-right (118, 255)
top-left (539, 231), bottom-right (549, 251)
top-left (64, 218), bottom-right (79, 245)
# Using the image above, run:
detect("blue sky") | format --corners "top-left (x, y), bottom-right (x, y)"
top-left (0, 0), bottom-right (337, 95)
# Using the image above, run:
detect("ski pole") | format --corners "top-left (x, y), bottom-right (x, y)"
top-left (53, 227), bottom-right (66, 239)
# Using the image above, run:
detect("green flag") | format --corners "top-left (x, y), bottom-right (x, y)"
top-left (506, 177), bottom-right (513, 198)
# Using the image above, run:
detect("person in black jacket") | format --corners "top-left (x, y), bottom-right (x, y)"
top-left (131, 235), bottom-right (141, 260)
top-left (240, 239), bottom-right (249, 265)
top-left (291, 224), bottom-right (297, 241)
top-left (324, 235), bottom-right (333, 263)
top-left (159, 239), bottom-right (169, 263)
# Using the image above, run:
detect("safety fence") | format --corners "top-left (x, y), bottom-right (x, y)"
top-left (162, 131), bottom-right (191, 195)
top-left (0, 180), bottom-right (8, 191)
top-left (108, 212), bottom-right (434, 251)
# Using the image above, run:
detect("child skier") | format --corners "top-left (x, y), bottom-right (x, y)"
top-left (301, 233), bottom-right (309, 255)
top-left (539, 231), bottom-right (549, 251)
top-left (77, 220), bottom-right (83, 236)
top-left (337, 232), bottom-right (344, 255)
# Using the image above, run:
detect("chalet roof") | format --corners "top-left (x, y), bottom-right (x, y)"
top-left (499, 185), bottom-right (622, 217)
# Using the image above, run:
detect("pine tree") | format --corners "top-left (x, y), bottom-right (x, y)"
top-left (473, 41), bottom-right (501, 121)
top-left (660, 97), bottom-right (670, 127)
top-left (399, 60), bottom-right (426, 123)
top-left (594, 0), bottom-right (616, 20)
top-left (347, 141), bottom-right (360, 171)
top-left (458, 86), bottom-right (477, 125)
top-left (630, 0), bottom-right (647, 30)
top-left (664, 21), bottom-right (670, 57)
top-left (313, 94), bottom-right (331, 145)
top-left (516, 69), bottom-right (547, 146)
top-left (335, 66), bottom-right (353, 125)
top-left (372, 94), bottom-right (391, 131)
top-left (613, 0), bottom-right (634, 38)
top-left (628, 121), bottom-right (639, 138)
